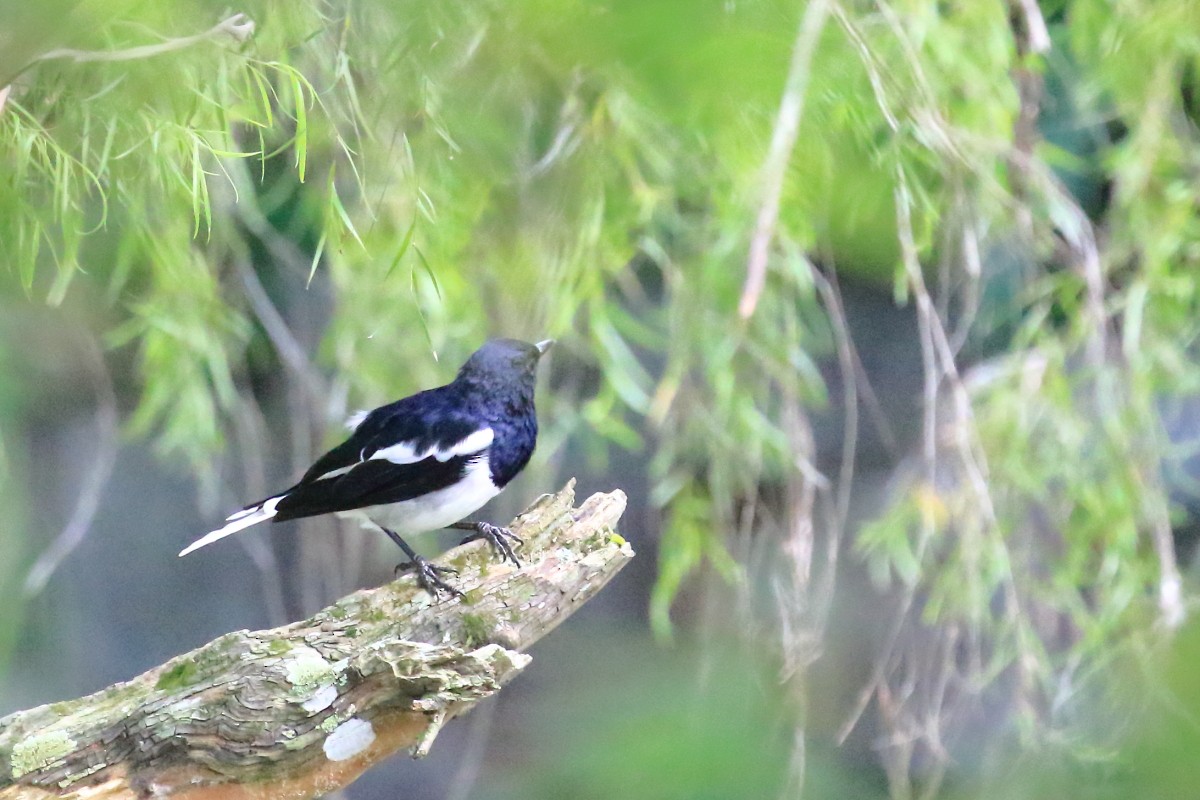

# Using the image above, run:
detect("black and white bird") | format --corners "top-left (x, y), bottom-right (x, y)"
top-left (179, 338), bottom-right (553, 596)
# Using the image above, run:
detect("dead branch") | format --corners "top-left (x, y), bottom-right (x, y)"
top-left (0, 482), bottom-right (631, 799)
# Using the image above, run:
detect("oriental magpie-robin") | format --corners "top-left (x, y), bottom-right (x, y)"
top-left (179, 338), bottom-right (552, 596)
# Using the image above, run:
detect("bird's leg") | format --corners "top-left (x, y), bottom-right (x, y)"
top-left (381, 527), bottom-right (464, 599)
top-left (449, 521), bottom-right (523, 567)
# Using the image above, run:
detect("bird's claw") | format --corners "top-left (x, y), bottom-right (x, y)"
top-left (395, 556), bottom-right (465, 599)
top-left (460, 522), bottom-right (523, 567)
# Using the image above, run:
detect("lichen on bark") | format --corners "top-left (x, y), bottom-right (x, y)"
top-left (0, 482), bottom-right (631, 799)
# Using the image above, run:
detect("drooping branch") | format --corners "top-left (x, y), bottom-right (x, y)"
top-left (738, 0), bottom-right (832, 320)
top-left (0, 482), bottom-right (631, 799)
top-left (32, 14), bottom-right (255, 67)
top-left (2, 13), bottom-right (257, 92)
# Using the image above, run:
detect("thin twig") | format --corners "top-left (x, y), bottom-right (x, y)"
top-left (1010, 0), bottom-right (1051, 55)
top-left (232, 253), bottom-right (328, 407)
top-left (948, 198), bottom-right (983, 354)
top-left (831, 5), bottom-right (900, 133)
top-left (836, 562), bottom-right (919, 745)
top-left (809, 264), bottom-right (857, 632)
top-left (1006, 0), bottom-right (1049, 251)
top-left (23, 330), bottom-right (119, 596)
top-left (31, 14), bottom-right (254, 67)
top-left (739, 0), bottom-right (833, 319)
top-left (1004, 0), bottom-right (1108, 371)
top-left (224, 158), bottom-right (325, 280)
top-left (849, 340), bottom-right (899, 456)
top-left (781, 726), bottom-right (807, 800)
top-left (444, 697), bottom-right (499, 800)
top-left (1142, 413), bottom-right (1186, 629)
top-left (230, 391), bottom-right (290, 627)
top-left (1151, 512), bottom-right (1185, 629)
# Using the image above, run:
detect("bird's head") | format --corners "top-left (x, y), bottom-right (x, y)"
top-left (457, 338), bottom-right (553, 385)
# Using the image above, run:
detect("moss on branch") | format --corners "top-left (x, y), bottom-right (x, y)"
top-left (0, 482), bottom-right (631, 799)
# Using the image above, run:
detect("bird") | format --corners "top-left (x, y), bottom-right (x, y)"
top-left (178, 338), bottom-right (553, 597)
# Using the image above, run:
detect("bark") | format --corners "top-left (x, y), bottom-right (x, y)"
top-left (0, 481), bottom-right (631, 799)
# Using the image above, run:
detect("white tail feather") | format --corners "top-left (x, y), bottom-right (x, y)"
top-left (179, 497), bottom-right (282, 557)
top-left (225, 505), bottom-right (261, 522)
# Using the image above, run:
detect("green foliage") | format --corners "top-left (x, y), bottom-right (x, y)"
top-left (851, 4), bottom-right (1200, 781)
top-left (0, 2), bottom-right (334, 483)
top-left (0, 0), bottom-right (980, 599)
top-left (5, 1), bottom-right (1200, 792)
top-left (486, 632), bottom-right (802, 800)
top-left (964, 619), bottom-right (1200, 799)
top-left (650, 482), bottom-right (741, 639)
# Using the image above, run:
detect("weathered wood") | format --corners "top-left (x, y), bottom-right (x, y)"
top-left (0, 482), bottom-right (631, 799)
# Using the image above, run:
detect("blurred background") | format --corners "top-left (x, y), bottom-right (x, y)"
top-left (3, 0), bottom-right (1200, 797)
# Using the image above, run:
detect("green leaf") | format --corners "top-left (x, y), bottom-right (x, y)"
top-left (291, 73), bottom-right (308, 183)
top-left (383, 217), bottom-right (418, 282)
top-left (326, 164), bottom-right (364, 249)
top-left (307, 230), bottom-right (328, 288)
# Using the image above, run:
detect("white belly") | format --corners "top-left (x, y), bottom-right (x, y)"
top-left (337, 455), bottom-right (501, 536)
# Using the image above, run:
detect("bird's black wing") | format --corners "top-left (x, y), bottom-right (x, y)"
top-left (268, 385), bottom-right (494, 522)
top-left (273, 456), bottom-right (476, 520)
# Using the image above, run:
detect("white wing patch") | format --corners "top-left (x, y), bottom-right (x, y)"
top-left (371, 427), bottom-right (494, 465)
top-left (345, 409), bottom-right (370, 432)
top-left (317, 464), bottom-right (356, 480)
top-left (340, 453), bottom-right (501, 536)
top-left (312, 427), bottom-right (494, 483)
top-left (440, 428), bottom-right (495, 460)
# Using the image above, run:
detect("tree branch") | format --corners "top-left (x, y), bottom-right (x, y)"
top-left (738, 0), bottom-right (831, 320)
top-left (22, 329), bottom-right (119, 597)
top-left (0, 482), bottom-right (631, 799)
top-left (33, 14), bottom-right (255, 67)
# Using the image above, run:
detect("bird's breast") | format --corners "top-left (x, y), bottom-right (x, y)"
top-left (486, 413), bottom-right (538, 488)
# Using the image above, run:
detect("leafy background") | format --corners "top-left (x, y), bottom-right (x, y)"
top-left (4, 0), bottom-right (1200, 797)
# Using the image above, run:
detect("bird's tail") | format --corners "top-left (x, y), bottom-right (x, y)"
top-left (178, 496), bottom-right (284, 557)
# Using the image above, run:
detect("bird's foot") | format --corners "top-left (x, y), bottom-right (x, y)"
top-left (454, 521), bottom-right (523, 566)
top-left (394, 557), bottom-right (465, 599)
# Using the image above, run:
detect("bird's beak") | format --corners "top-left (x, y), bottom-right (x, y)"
top-left (535, 339), bottom-right (554, 356)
